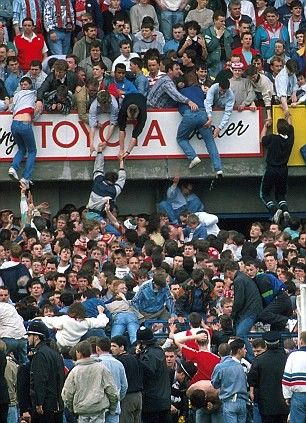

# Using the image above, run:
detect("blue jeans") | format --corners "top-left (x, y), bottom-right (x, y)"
top-left (105, 411), bottom-right (119, 423)
top-left (11, 121), bottom-right (37, 180)
top-left (111, 312), bottom-right (139, 345)
top-left (81, 328), bottom-right (106, 340)
top-left (253, 403), bottom-right (262, 423)
top-left (160, 10), bottom-right (184, 41)
top-left (1, 337), bottom-right (28, 365)
top-left (159, 194), bottom-right (204, 223)
top-left (7, 405), bottom-right (18, 423)
top-left (235, 314), bottom-right (257, 362)
top-left (290, 392), bottom-right (306, 423)
top-left (177, 109), bottom-right (222, 172)
top-left (223, 398), bottom-right (247, 423)
top-left (196, 407), bottom-right (223, 423)
top-left (48, 30), bottom-right (71, 54)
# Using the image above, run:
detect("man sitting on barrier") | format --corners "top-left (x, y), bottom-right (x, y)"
top-left (176, 69), bottom-right (223, 175)
top-left (158, 176), bottom-right (204, 224)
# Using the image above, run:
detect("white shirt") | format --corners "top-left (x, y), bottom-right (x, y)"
top-left (0, 303), bottom-right (26, 339)
top-left (111, 53), bottom-right (139, 72)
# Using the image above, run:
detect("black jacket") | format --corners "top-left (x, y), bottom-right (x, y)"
top-left (247, 347), bottom-right (289, 416)
top-left (232, 271), bottom-right (263, 322)
top-left (37, 71), bottom-right (80, 101)
top-left (0, 351), bottom-right (9, 405)
top-left (138, 343), bottom-right (171, 412)
top-left (30, 342), bottom-right (64, 412)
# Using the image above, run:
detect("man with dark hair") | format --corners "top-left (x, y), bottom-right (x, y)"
top-left (176, 72), bottom-right (223, 174)
top-left (73, 22), bottom-right (101, 62)
top-left (62, 340), bottom-right (118, 423)
top-left (130, 56), bottom-right (149, 96)
top-left (204, 79), bottom-right (235, 139)
top-left (175, 268), bottom-right (213, 317)
top-left (131, 271), bottom-right (176, 320)
top-left (14, 17), bottom-right (48, 72)
top-left (110, 335), bottom-right (143, 423)
top-left (86, 142), bottom-right (126, 221)
top-left (159, 176), bottom-right (204, 224)
top-left (260, 117), bottom-right (294, 223)
top-left (248, 332), bottom-right (289, 422)
top-left (35, 59), bottom-right (79, 113)
top-left (0, 243), bottom-right (31, 302)
top-left (116, 93), bottom-right (147, 158)
top-left (79, 41), bottom-right (112, 78)
top-left (103, 14), bottom-right (128, 61)
top-left (211, 338), bottom-right (248, 423)
top-left (147, 61), bottom-right (198, 109)
top-left (187, 380), bottom-right (222, 422)
top-left (224, 261), bottom-right (263, 361)
top-left (112, 39), bottom-right (139, 71)
top-left (96, 337), bottom-right (128, 423)
top-left (254, 7), bottom-right (290, 61)
top-left (23, 59), bottom-right (47, 91)
top-left (275, 58), bottom-right (298, 118)
top-left (203, 11), bottom-right (233, 77)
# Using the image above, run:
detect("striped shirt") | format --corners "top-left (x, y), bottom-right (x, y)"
top-left (147, 75), bottom-right (189, 108)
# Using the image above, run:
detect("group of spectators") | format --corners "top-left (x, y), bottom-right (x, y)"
top-left (0, 0), bottom-right (306, 422)
top-left (0, 174), bottom-right (306, 422)
top-left (2, 0), bottom-right (306, 192)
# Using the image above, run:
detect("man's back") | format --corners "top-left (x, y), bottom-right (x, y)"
top-left (30, 342), bottom-right (64, 412)
top-left (139, 344), bottom-right (171, 412)
top-left (211, 355), bottom-right (248, 401)
top-left (232, 271), bottom-right (263, 321)
top-left (62, 357), bottom-right (118, 415)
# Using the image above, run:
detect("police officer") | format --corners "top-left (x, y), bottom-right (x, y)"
top-left (27, 320), bottom-right (65, 423)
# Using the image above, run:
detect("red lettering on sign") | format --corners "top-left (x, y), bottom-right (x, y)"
top-left (142, 120), bottom-right (166, 146)
top-left (98, 121), bottom-right (119, 147)
top-left (53, 121), bottom-right (79, 148)
top-left (34, 121), bottom-right (52, 148)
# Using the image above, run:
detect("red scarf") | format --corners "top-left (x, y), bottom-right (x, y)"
top-left (25, 0), bottom-right (42, 33)
top-left (55, 0), bottom-right (73, 29)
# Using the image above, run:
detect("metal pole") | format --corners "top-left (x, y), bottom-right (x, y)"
top-left (299, 284), bottom-right (306, 333)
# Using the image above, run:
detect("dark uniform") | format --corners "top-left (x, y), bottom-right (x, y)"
top-left (27, 321), bottom-right (65, 423)
top-left (136, 327), bottom-right (171, 423)
top-left (247, 332), bottom-right (289, 423)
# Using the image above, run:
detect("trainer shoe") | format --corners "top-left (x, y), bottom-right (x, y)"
top-left (189, 156), bottom-right (201, 169)
top-left (216, 170), bottom-right (223, 179)
top-left (283, 211), bottom-right (291, 225)
top-left (20, 178), bottom-right (30, 189)
top-left (272, 209), bottom-right (283, 224)
top-left (8, 167), bottom-right (19, 181)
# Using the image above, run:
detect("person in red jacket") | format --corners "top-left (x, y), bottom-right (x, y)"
top-left (232, 32), bottom-right (260, 69)
top-left (14, 17), bottom-right (48, 72)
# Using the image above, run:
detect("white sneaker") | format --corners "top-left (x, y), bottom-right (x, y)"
top-left (20, 178), bottom-right (30, 189)
top-left (216, 170), bottom-right (223, 179)
top-left (189, 156), bottom-right (201, 169)
top-left (273, 209), bottom-right (283, 224)
top-left (283, 211), bottom-right (291, 223)
top-left (8, 167), bottom-right (19, 181)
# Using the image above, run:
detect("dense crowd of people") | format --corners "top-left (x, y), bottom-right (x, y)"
top-left (0, 181), bottom-right (306, 422)
top-left (0, 0), bottom-right (306, 422)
